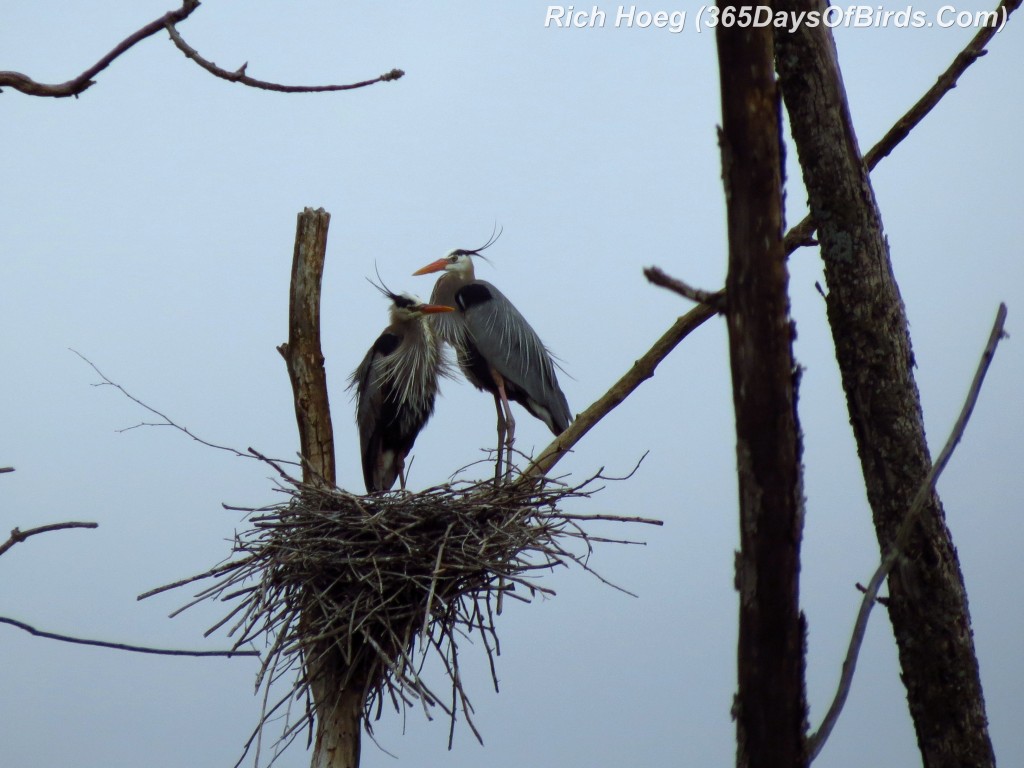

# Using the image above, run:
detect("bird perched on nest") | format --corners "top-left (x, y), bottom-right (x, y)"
top-left (413, 231), bottom-right (572, 482)
top-left (349, 286), bottom-right (454, 493)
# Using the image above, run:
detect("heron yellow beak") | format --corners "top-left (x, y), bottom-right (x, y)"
top-left (419, 304), bottom-right (454, 314)
top-left (412, 259), bottom-right (449, 276)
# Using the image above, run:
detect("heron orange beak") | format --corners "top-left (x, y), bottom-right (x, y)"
top-left (419, 304), bottom-right (454, 314)
top-left (412, 259), bottom-right (449, 276)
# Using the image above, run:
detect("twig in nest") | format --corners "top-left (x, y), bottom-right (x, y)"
top-left (146, 467), bottom-right (662, 766)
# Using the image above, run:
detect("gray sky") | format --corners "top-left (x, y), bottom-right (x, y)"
top-left (3, 2), bottom-right (1022, 767)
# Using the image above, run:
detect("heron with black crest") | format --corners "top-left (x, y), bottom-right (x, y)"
top-left (349, 281), bottom-right (454, 493)
top-left (413, 229), bottom-right (572, 482)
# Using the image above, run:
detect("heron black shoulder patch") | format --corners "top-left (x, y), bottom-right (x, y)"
top-left (373, 332), bottom-right (401, 357)
top-left (456, 283), bottom-right (492, 311)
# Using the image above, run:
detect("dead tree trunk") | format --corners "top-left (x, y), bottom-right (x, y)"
top-left (278, 207), bottom-right (366, 768)
top-left (716, 13), bottom-right (808, 768)
top-left (772, 4), bottom-right (995, 766)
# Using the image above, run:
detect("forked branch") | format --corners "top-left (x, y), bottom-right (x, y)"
top-left (1, 0), bottom-right (403, 98)
top-left (0, 1), bottom-right (201, 97)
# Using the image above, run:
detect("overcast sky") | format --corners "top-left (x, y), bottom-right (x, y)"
top-left (3, 2), bottom-right (1022, 767)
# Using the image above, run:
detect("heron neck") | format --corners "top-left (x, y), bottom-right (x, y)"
top-left (432, 267), bottom-right (473, 305)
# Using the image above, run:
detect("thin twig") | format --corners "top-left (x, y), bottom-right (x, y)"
top-left (808, 302), bottom-right (1009, 762)
top-left (0, 0), bottom-right (201, 97)
top-left (0, 521), bottom-right (98, 559)
top-left (72, 349), bottom-right (298, 468)
top-left (0, 616), bottom-right (259, 657)
top-left (164, 22), bottom-right (404, 93)
top-left (420, 523), bottom-right (455, 648)
top-left (784, 0), bottom-right (1022, 255)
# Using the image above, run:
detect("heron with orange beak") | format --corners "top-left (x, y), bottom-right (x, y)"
top-left (349, 287), bottom-right (454, 492)
top-left (413, 234), bottom-right (571, 482)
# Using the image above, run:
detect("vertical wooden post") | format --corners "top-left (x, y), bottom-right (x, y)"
top-left (716, 11), bottom-right (808, 768)
top-left (277, 207), bottom-right (364, 768)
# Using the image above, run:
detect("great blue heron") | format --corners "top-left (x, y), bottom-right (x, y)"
top-left (413, 238), bottom-right (571, 481)
top-left (349, 287), bottom-right (454, 493)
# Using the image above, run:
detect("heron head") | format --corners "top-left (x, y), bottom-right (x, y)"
top-left (412, 226), bottom-right (501, 279)
top-left (367, 276), bottom-right (454, 323)
top-left (412, 249), bottom-right (474, 278)
top-left (388, 291), bottom-right (454, 323)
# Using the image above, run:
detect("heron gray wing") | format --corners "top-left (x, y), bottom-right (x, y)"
top-left (456, 280), bottom-right (571, 434)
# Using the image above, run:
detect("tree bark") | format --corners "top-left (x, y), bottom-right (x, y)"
top-left (772, 4), bottom-right (995, 766)
top-left (278, 208), bottom-right (364, 768)
top-left (279, 208), bottom-right (336, 490)
top-left (716, 12), bottom-right (807, 768)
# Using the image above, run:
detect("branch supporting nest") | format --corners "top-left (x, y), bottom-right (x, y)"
top-left (145, 470), bottom-right (661, 763)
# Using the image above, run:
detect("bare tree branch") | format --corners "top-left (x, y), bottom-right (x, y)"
top-left (0, 0), bottom-right (201, 98)
top-left (0, 467), bottom-right (14, 474)
top-left (863, 0), bottom-right (1019, 170)
top-left (0, 0), bottom-right (404, 99)
top-left (0, 616), bottom-right (258, 657)
top-left (165, 22), bottom-right (404, 93)
top-left (522, 301), bottom-right (719, 479)
top-left (643, 266), bottom-right (726, 311)
top-left (783, 0), bottom-right (1022, 255)
top-left (71, 349), bottom-right (298, 467)
top-left (0, 519), bottom-right (256, 658)
top-left (808, 302), bottom-right (1008, 762)
top-left (0, 521), bottom-right (98, 559)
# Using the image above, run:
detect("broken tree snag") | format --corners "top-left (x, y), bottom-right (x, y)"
top-left (278, 207), bottom-right (365, 768)
top-left (278, 207), bottom-right (337, 488)
top-left (716, 12), bottom-right (807, 768)
top-left (773, 2), bottom-right (995, 765)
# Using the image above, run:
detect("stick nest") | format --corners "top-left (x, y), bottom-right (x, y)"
top-left (146, 468), bottom-right (660, 764)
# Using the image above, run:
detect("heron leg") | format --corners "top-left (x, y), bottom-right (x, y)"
top-left (397, 453), bottom-right (407, 491)
top-left (493, 393), bottom-right (506, 486)
top-left (492, 373), bottom-right (516, 483)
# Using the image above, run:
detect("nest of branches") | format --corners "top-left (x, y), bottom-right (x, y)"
top-left (146, 466), bottom-right (660, 763)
